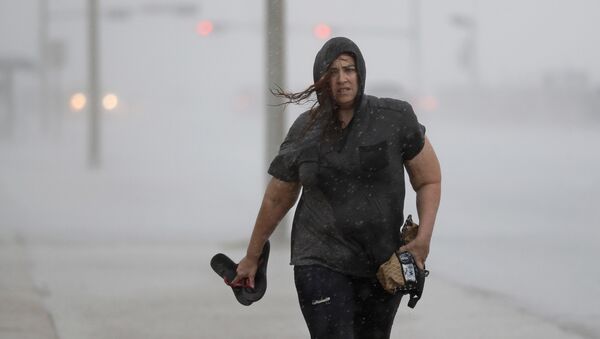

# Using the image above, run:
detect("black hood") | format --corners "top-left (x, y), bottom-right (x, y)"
top-left (313, 37), bottom-right (366, 107)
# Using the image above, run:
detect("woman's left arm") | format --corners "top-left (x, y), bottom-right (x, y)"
top-left (401, 136), bottom-right (442, 269)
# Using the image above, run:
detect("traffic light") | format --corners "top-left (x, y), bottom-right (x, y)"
top-left (313, 23), bottom-right (331, 40)
top-left (196, 20), bottom-right (214, 36)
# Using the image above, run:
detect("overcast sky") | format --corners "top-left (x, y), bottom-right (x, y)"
top-left (1, 0), bottom-right (599, 113)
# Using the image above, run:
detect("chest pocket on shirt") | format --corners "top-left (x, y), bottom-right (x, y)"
top-left (358, 141), bottom-right (389, 172)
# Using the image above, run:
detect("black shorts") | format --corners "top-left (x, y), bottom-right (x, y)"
top-left (294, 265), bottom-right (403, 339)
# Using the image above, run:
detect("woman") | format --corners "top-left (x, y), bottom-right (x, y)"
top-left (231, 37), bottom-right (441, 338)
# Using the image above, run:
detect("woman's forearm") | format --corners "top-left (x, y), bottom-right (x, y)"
top-left (415, 181), bottom-right (441, 243)
top-left (245, 178), bottom-right (300, 259)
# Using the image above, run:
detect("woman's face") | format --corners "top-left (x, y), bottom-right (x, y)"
top-left (328, 54), bottom-right (358, 109)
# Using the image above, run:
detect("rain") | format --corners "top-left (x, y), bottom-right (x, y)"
top-left (1, 0), bottom-right (599, 338)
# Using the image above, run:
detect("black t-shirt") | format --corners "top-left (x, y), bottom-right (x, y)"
top-left (268, 95), bottom-right (426, 277)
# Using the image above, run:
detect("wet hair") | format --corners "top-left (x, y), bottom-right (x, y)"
top-left (271, 53), bottom-right (358, 139)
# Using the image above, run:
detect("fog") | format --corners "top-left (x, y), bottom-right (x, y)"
top-left (1, 1), bottom-right (600, 338)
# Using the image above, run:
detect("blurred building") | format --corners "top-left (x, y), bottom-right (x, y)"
top-left (434, 70), bottom-right (599, 123)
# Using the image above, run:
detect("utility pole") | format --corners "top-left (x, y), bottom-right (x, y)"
top-left (0, 58), bottom-right (34, 138)
top-left (265, 0), bottom-right (287, 242)
top-left (451, 13), bottom-right (479, 86)
top-left (39, 0), bottom-right (49, 132)
top-left (88, 0), bottom-right (101, 168)
top-left (0, 67), bottom-right (15, 137)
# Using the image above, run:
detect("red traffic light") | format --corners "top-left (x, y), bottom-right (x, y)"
top-left (313, 23), bottom-right (331, 40)
top-left (196, 20), bottom-right (214, 36)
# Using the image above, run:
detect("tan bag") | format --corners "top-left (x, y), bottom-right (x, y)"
top-left (376, 215), bottom-right (419, 294)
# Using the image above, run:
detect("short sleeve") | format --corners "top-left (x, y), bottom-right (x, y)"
top-left (400, 103), bottom-right (426, 161)
top-left (267, 112), bottom-right (311, 182)
top-left (268, 151), bottom-right (299, 182)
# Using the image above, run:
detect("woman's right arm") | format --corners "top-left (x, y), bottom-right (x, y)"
top-left (231, 177), bottom-right (301, 287)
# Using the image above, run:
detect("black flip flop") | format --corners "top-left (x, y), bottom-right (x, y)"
top-left (209, 240), bottom-right (270, 306)
top-left (210, 253), bottom-right (252, 306)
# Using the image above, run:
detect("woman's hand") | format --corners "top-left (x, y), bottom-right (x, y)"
top-left (399, 237), bottom-right (430, 270)
top-left (230, 256), bottom-right (259, 288)
top-left (230, 178), bottom-right (300, 289)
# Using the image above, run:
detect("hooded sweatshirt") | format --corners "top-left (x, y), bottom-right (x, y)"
top-left (268, 37), bottom-right (426, 277)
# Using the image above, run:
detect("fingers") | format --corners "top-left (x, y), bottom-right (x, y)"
top-left (399, 243), bottom-right (427, 270)
top-left (227, 256), bottom-right (259, 288)
top-left (228, 275), bottom-right (252, 288)
top-left (228, 275), bottom-right (243, 287)
top-left (229, 266), bottom-right (255, 288)
top-left (410, 250), bottom-right (426, 270)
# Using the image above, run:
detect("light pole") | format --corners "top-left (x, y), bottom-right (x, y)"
top-left (0, 58), bottom-right (34, 138)
top-left (451, 13), bottom-right (479, 85)
top-left (38, 0), bottom-right (50, 133)
top-left (265, 0), bottom-right (287, 242)
top-left (88, 0), bottom-right (101, 168)
top-left (265, 0), bottom-right (286, 174)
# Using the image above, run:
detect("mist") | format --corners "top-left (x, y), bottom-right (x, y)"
top-left (1, 1), bottom-right (599, 338)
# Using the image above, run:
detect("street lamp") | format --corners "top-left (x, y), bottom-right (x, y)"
top-left (70, 92), bottom-right (87, 112)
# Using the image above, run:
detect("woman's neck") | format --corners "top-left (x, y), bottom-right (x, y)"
top-left (338, 108), bottom-right (354, 129)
